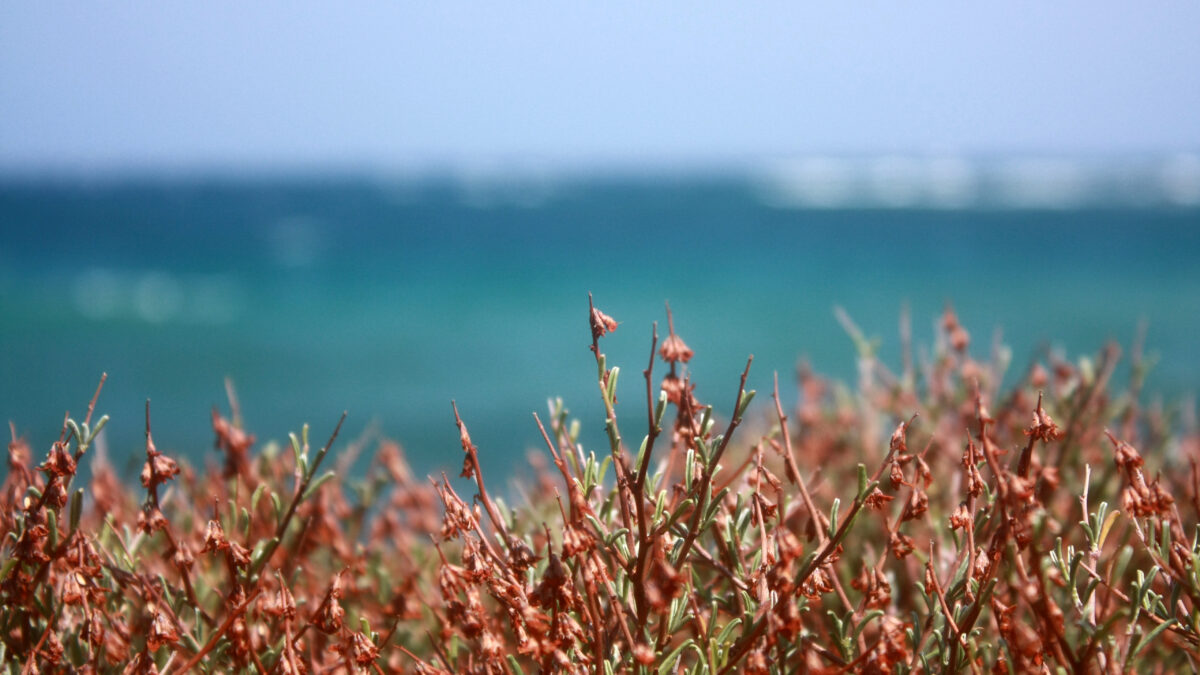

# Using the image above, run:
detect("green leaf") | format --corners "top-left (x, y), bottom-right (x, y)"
top-left (1131, 618), bottom-right (1177, 659)
top-left (854, 609), bottom-right (885, 642)
top-left (302, 471), bottom-right (337, 501)
top-left (69, 487), bottom-right (84, 532)
top-left (659, 638), bottom-right (697, 675)
top-left (597, 456), bottom-right (612, 485)
top-left (289, 432), bottom-right (303, 468)
top-left (605, 528), bottom-right (629, 548)
top-left (705, 487), bottom-right (730, 522)
top-left (736, 389), bottom-right (756, 419)
top-left (46, 509), bottom-right (59, 550)
top-left (606, 366), bottom-right (620, 405)
top-left (665, 499), bottom-right (695, 531)
top-left (250, 537), bottom-right (279, 571)
top-left (714, 618), bottom-right (742, 646)
top-left (506, 655), bottom-right (527, 675)
top-left (654, 390), bottom-right (668, 428)
top-left (91, 414), bottom-right (109, 439)
top-left (0, 557), bottom-right (18, 582)
top-left (250, 484), bottom-right (267, 514)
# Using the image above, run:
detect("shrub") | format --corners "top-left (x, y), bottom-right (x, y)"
top-left (2, 298), bottom-right (1199, 673)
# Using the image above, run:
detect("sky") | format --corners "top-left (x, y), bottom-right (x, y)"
top-left (2, 3), bottom-right (1200, 173)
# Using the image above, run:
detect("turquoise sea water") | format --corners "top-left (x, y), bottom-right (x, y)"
top-left (2, 174), bottom-right (1198, 481)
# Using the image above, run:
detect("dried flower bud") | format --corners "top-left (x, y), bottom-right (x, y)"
top-left (661, 374), bottom-right (695, 407)
top-left (37, 630), bottom-right (64, 665)
top-left (40, 441), bottom-right (76, 478)
top-left (140, 450), bottom-right (179, 491)
top-left (589, 305), bottom-right (618, 340)
top-left (137, 506), bottom-right (168, 534)
top-left (349, 632), bottom-right (380, 666)
top-left (15, 523), bottom-right (51, 564)
top-left (889, 532), bottom-right (915, 559)
top-left (262, 580), bottom-right (297, 620)
top-left (561, 523), bottom-right (596, 559)
top-left (508, 537), bottom-right (540, 573)
top-left (202, 519), bottom-right (228, 553)
top-left (123, 651), bottom-right (159, 675)
top-left (42, 480), bottom-right (69, 509)
top-left (172, 544), bottom-right (194, 571)
top-left (62, 570), bottom-right (87, 604)
top-left (315, 596), bottom-right (345, 634)
top-left (903, 490), bottom-right (929, 521)
top-left (915, 456), bottom-right (933, 488)
top-left (227, 541), bottom-right (251, 567)
top-left (659, 333), bottom-right (693, 364)
top-left (889, 420), bottom-right (910, 454)
top-left (948, 503), bottom-right (972, 530)
top-left (950, 325), bottom-right (970, 352)
top-left (864, 487), bottom-right (894, 511)
top-left (1107, 431), bottom-right (1144, 470)
top-left (1025, 394), bottom-right (1064, 443)
top-left (212, 409), bottom-right (256, 479)
top-left (147, 608), bottom-right (180, 651)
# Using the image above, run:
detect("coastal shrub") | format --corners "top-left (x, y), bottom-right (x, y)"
top-left (2, 299), bottom-right (1199, 673)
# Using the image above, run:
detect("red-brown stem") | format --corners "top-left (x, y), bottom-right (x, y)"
top-left (451, 401), bottom-right (512, 550)
top-left (926, 542), bottom-right (967, 669)
top-left (672, 356), bottom-right (752, 570)
top-left (250, 411), bottom-right (346, 579)
top-left (168, 587), bottom-right (261, 675)
top-left (587, 293), bottom-right (637, 552)
top-left (1016, 391), bottom-right (1043, 479)
top-left (772, 372), bottom-right (824, 542)
top-left (720, 423), bottom-right (902, 674)
top-left (636, 321), bottom-right (660, 495)
top-left (630, 322), bottom-right (661, 630)
top-left (83, 372), bottom-right (107, 428)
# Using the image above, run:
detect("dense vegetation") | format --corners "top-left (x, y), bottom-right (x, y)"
top-left (3, 299), bottom-right (1199, 673)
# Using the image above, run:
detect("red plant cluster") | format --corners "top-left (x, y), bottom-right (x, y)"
top-left (2, 301), bottom-right (1200, 673)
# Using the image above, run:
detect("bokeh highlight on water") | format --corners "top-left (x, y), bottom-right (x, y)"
top-left (2, 166), bottom-right (1198, 482)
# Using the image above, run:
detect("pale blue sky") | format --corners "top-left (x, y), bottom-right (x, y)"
top-left (2, 3), bottom-right (1199, 172)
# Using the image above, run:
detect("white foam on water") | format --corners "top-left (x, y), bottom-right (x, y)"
top-left (925, 156), bottom-right (977, 209)
top-left (869, 156), bottom-right (923, 208)
top-left (759, 157), bottom-right (857, 208)
top-left (994, 158), bottom-right (1087, 209)
top-left (1162, 154), bottom-right (1200, 206)
top-left (72, 267), bottom-right (124, 319)
top-left (134, 272), bottom-right (184, 323)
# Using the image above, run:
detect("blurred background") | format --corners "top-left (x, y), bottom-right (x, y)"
top-left (2, 3), bottom-right (1199, 480)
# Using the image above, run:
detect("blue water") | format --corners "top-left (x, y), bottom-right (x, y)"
top-left (2, 174), bottom-right (1198, 482)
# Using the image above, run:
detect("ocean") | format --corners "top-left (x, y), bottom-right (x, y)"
top-left (2, 168), bottom-right (1198, 482)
